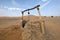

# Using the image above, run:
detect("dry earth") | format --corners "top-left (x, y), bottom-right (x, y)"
top-left (0, 15), bottom-right (60, 40)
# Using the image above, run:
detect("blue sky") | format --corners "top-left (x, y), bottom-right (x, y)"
top-left (0, 0), bottom-right (60, 16)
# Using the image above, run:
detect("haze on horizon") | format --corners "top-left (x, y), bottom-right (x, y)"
top-left (0, 0), bottom-right (60, 16)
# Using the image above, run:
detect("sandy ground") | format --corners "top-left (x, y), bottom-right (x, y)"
top-left (0, 15), bottom-right (60, 40)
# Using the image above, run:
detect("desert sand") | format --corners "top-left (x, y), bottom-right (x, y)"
top-left (0, 15), bottom-right (60, 40)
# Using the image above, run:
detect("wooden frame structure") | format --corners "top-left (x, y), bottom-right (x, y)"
top-left (21, 5), bottom-right (45, 34)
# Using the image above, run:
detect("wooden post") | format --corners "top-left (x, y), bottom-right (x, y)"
top-left (22, 12), bottom-right (24, 28)
top-left (37, 7), bottom-right (45, 34)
